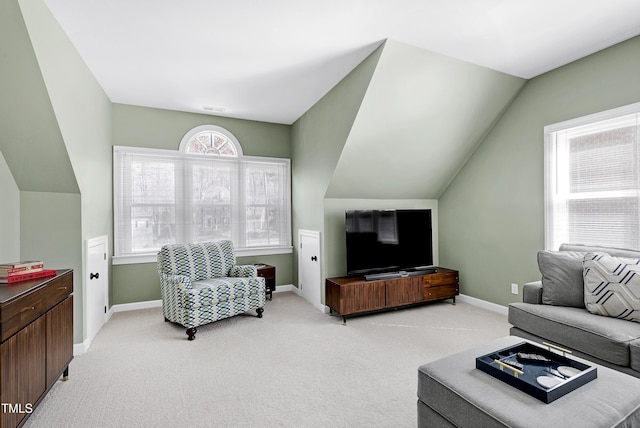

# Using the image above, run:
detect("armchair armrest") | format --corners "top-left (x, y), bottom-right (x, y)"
top-left (522, 280), bottom-right (543, 304)
top-left (229, 264), bottom-right (258, 277)
top-left (158, 271), bottom-right (193, 289)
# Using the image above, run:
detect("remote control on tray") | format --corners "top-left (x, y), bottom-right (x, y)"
top-left (516, 352), bottom-right (552, 363)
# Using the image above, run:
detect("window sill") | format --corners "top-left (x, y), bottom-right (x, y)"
top-left (112, 246), bottom-right (294, 266)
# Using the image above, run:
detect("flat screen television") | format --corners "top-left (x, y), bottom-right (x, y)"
top-left (345, 209), bottom-right (433, 277)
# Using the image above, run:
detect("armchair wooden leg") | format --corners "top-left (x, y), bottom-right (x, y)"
top-left (256, 307), bottom-right (264, 318)
top-left (186, 327), bottom-right (197, 341)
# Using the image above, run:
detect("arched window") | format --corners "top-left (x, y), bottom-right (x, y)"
top-left (113, 124), bottom-right (291, 262)
top-left (179, 125), bottom-right (243, 157)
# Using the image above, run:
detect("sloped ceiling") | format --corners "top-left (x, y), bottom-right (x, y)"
top-left (42, 0), bottom-right (640, 125)
top-left (325, 40), bottom-right (526, 199)
top-left (0, 0), bottom-right (78, 193)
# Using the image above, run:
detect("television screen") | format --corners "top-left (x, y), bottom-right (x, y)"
top-left (345, 209), bottom-right (433, 276)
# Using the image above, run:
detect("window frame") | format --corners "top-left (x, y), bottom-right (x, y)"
top-left (179, 124), bottom-right (244, 157)
top-left (544, 102), bottom-right (640, 251)
top-left (113, 129), bottom-right (292, 265)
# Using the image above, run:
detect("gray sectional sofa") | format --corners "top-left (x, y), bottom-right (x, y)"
top-left (508, 243), bottom-right (640, 378)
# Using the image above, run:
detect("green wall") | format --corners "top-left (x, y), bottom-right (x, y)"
top-left (438, 36), bottom-right (640, 307)
top-left (113, 104), bottom-right (290, 157)
top-left (20, 0), bottom-right (114, 343)
top-left (0, 0), bottom-right (78, 194)
top-left (111, 104), bottom-right (293, 304)
top-left (0, 0), bottom-right (94, 343)
top-left (0, 153), bottom-right (20, 262)
top-left (291, 44), bottom-right (383, 286)
top-left (327, 40), bottom-right (525, 199)
top-left (292, 39), bottom-right (524, 291)
top-left (20, 192), bottom-right (82, 340)
top-left (21, 0), bottom-right (113, 240)
top-left (20, 192), bottom-right (81, 272)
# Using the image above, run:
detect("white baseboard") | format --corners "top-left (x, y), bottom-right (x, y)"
top-left (110, 299), bottom-right (163, 316)
top-left (457, 294), bottom-right (508, 316)
top-left (274, 284), bottom-right (296, 294)
top-left (74, 340), bottom-right (90, 356)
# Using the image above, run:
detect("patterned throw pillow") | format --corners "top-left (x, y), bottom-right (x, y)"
top-left (583, 252), bottom-right (640, 322)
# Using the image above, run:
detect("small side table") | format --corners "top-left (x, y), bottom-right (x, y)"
top-left (255, 264), bottom-right (275, 300)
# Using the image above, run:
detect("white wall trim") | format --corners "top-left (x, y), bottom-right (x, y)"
top-left (543, 101), bottom-right (640, 133)
top-left (113, 246), bottom-right (293, 265)
top-left (110, 299), bottom-right (163, 315)
top-left (274, 284), bottom-right (296, 294)
top-left (73, 340), bottom-right (90, 356)
top-left (457, 294), bottom-right (508, 316)
top-left (178, 124), bottom-right (244, 156)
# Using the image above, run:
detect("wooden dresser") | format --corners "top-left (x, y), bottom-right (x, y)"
top-left (0, 270), bottom-right (73, 428)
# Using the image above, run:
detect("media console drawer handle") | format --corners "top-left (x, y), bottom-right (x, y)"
top-left (57, 286), bottom-right (68, 290)
top-left (21, 306), bottom-right (36, 312)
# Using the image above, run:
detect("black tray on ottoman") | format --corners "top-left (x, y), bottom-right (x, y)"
top-left (418, 337), bottom-right (640, 428)
top-left (476, 340), bottom-right (597, 403)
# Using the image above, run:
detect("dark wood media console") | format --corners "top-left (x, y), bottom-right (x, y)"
top-left (325, 268), bottom-right (459, 324)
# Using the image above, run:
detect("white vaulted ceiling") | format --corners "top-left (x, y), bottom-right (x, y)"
top-left (42, 0), bottom-right (640, 124)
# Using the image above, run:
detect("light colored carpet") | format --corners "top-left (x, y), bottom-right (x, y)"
top-left (25, 292), bottom-right (510, 428)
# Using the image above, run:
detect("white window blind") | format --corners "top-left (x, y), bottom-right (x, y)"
top-left (544, 103), bottom-right (640, 251)
top-left (114, 146), bottom-right (291, 259)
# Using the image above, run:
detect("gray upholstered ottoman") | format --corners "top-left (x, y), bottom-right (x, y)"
top-left (417, 336), bottom-right (640, 427)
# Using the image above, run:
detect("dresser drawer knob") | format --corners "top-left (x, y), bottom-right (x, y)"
top-left (21, 306), bottom-right (35, 312)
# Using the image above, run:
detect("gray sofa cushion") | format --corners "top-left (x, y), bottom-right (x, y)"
top-left (632, 339), bottom-right (640, 372)
top-left (538, 250), bottom-right (585, 308)
top-left (508, 302), bottom-right (640, 366)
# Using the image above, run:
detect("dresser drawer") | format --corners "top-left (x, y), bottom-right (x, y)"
top-left (423, 284), bottom-right (459, 301)
top-left (423, 271), bottom-right (459, 287)
top-left (0, 273), bottom-right (73, 341)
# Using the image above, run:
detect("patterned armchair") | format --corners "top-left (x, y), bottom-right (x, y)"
top-left (157, 240), bottom-right (265, 340)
